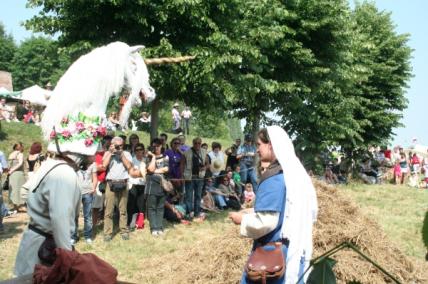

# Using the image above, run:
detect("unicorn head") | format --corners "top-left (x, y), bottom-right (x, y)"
top-left (120, 45), bottom-right (156, 126)
top-left (41, 41), bottom-right (156, 143)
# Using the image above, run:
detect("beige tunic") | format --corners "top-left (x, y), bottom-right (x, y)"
top-left (14, 158), bottom-right (81, 276)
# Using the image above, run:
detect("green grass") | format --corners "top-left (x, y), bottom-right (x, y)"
top-left (339, 183), bottom-right (428, 259)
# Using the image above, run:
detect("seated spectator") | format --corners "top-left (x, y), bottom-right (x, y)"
top-left (107, 112), bottom-right (120, 131)
top-left (0, 98), bottom-right (12, 122)
top-left (136, 112), bottom-right (151, 132)
top-left (360, 156), bottom-right (380, 184)
top-left (201, 190), bottom-right (219, 212)
top-left (164, 197), bottom-right (189, 225)
top-left (217, 176), bottom-right (241, 210)
top-left (205, 177), bottom-right (227, 210)
top-left (324, 165), bottom-right (338, 184)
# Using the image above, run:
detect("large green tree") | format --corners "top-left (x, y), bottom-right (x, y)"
top-left (25, 0), bottom-right (248, 139)
top-left (11, 36), bottom-right (70, 90)
top-left (346, 2), bottom-right (412, 150)
top-left (25, 0), bottom-right (412, 170)
top-left (0, 22), bottom-right (17, 72)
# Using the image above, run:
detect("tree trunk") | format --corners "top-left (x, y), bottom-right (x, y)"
top-left (251, 115), bottom-right (260, 141)
top-left (150, 97), bottom-right (160, 141)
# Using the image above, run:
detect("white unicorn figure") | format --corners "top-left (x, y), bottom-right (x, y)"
top-left (41, 41), bottom-right (156, 138)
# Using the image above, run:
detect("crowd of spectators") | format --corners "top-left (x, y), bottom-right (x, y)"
top-left (0, 98), bottom-right (41, 125)
top-left (0, 132), bottom-right (259, 242)
top-left (322, 145), bottom-right (428, 188)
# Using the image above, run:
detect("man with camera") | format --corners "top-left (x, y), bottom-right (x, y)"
top-left (102, 136), bottom-right (132, 241)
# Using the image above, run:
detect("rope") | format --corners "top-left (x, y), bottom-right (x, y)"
top-left (144, 55), bottom-right (196, 65)
top-left (167, 166), bottom-right (256, 182)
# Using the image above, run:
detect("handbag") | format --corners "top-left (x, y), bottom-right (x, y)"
top-left (160, 175), bottom-right (174, 193)
top-left (2, 175), bottom-right (9, 191)
top-left (245, 242), bottom-right (286, 283)
top-left (108, 180), bottom-right (127, 193)
top-left (98, 181), bottom-right (107, 194)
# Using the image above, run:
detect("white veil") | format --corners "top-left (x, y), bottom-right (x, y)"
top-left (267, 126), bottom-right (318, 283)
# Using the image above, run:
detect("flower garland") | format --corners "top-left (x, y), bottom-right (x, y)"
top-left (50, 112), bottom-right (107, 147)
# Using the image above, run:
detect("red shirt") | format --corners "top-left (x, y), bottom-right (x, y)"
top-left (411, 155), bottom-right (420, 165)
top-left (384, 149), bottom-right (391, 159)
top-left (95, 151), bottom-right (106, 182)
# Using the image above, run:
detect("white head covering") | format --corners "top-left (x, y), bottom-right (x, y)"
top-left (267, 125), bottom-right (318, 283)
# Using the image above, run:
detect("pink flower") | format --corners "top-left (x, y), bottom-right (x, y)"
top-left (61, 117), bottom-right (69, 124)
top-left (61, 130), bottom-right (72, 138)
top-left (96, 126), bottom-right (107, 137)
top-left (84, 138), bottom-right (94, 147)
top-left (50, 130), bottom-right (57, 139)
top-left (75, 122), bottom-right (85, 132)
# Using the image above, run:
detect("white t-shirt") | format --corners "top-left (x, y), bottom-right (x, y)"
top-left (208, 151), bottom-right (225, 176)
top-left (77, 163), bottom-right (96, 195)
top-left (129, 156), bottom-right (146, 186)
top-left (172, 108), bottom-right (180, 121)
top-left (182, 110), bottom-right (192, 119)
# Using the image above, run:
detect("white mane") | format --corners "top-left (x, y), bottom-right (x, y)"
top-left (41, 41), bottom-right (155, 139)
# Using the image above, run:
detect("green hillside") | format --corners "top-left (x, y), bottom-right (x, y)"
top-left (0, 122), bottom-right (234, 156)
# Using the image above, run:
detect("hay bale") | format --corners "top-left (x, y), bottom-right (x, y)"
top-left (136, 181), bottom-right (427, 283)
top-left (312, 180), bottom-right (426, 283)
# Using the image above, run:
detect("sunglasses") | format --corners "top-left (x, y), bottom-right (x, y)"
top-left (135, 148), bottom-right (144, 151)
top-left (194, 142), bottom-right (202, 145)
top-left (173, 142), bottom-right (180, 145)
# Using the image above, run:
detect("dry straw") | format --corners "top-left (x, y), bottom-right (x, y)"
top-left (134, 180), bottom-right (427, 283)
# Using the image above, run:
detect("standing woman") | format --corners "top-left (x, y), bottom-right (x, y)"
top-left (26, 142), bottom-right (44, 179)
top-left (8, 142), bottom-right (26, 212)
top-left (229, 126), bottom-right (318, 284)
top-left (145, 138), bottom-right (169, 236)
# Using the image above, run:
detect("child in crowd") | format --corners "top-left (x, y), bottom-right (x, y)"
top-left (243, 183), bottom-right (255, 208)
top-left (393, 159), bottom-right (402, 185)
top-left (232, 165), bottom-right (243, 199)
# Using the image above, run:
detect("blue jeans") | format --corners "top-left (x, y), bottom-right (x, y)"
top-left (212, 194), bottom-right (227, 208)
top-left (73, 193), bottom-right (93, 240)
top-left (240, 162), bottom-right (257, 191)
top-left (185, 178), bottom-right (204, 217)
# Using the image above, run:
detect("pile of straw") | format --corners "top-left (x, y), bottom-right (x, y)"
top-left (135, 181), bottom-right (427, 283)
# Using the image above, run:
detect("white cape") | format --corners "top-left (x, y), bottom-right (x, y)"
top-left (267, 126), bottom-right (318, 283)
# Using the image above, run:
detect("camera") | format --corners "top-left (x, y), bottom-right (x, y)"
top-left (148, 146), bottom-right (155, 153)
top-left (115, 145), bottom-right (121, 150)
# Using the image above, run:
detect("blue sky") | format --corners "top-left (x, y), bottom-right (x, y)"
top-left (0, 0), bottom-right (426, 147)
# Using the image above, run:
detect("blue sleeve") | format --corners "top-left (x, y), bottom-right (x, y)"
top-left (237, 146), bottom-right (244, 155)
top-left (254, 174), bottom-right (286, 213)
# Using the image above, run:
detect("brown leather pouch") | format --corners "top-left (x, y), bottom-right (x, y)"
top-left (245, 242), bottom-right (286, 284)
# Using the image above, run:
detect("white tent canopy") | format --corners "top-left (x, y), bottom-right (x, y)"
top-left (20, 85), bottom-right (51, 106)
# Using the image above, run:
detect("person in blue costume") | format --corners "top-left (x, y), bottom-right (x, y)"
top-left (229, 126), bottom-right (318, 284)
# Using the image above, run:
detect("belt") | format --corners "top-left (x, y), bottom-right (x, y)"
top-left (29, 224), bottom-right (52, 239)
top-left (107, 179), bottom-right (128, 182)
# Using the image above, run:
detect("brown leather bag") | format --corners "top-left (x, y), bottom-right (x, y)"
top-left (245, 242), bottom-right (286, 284)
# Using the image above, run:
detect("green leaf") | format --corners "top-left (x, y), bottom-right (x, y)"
top-left (307, 257), bottom-right (337, 284)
